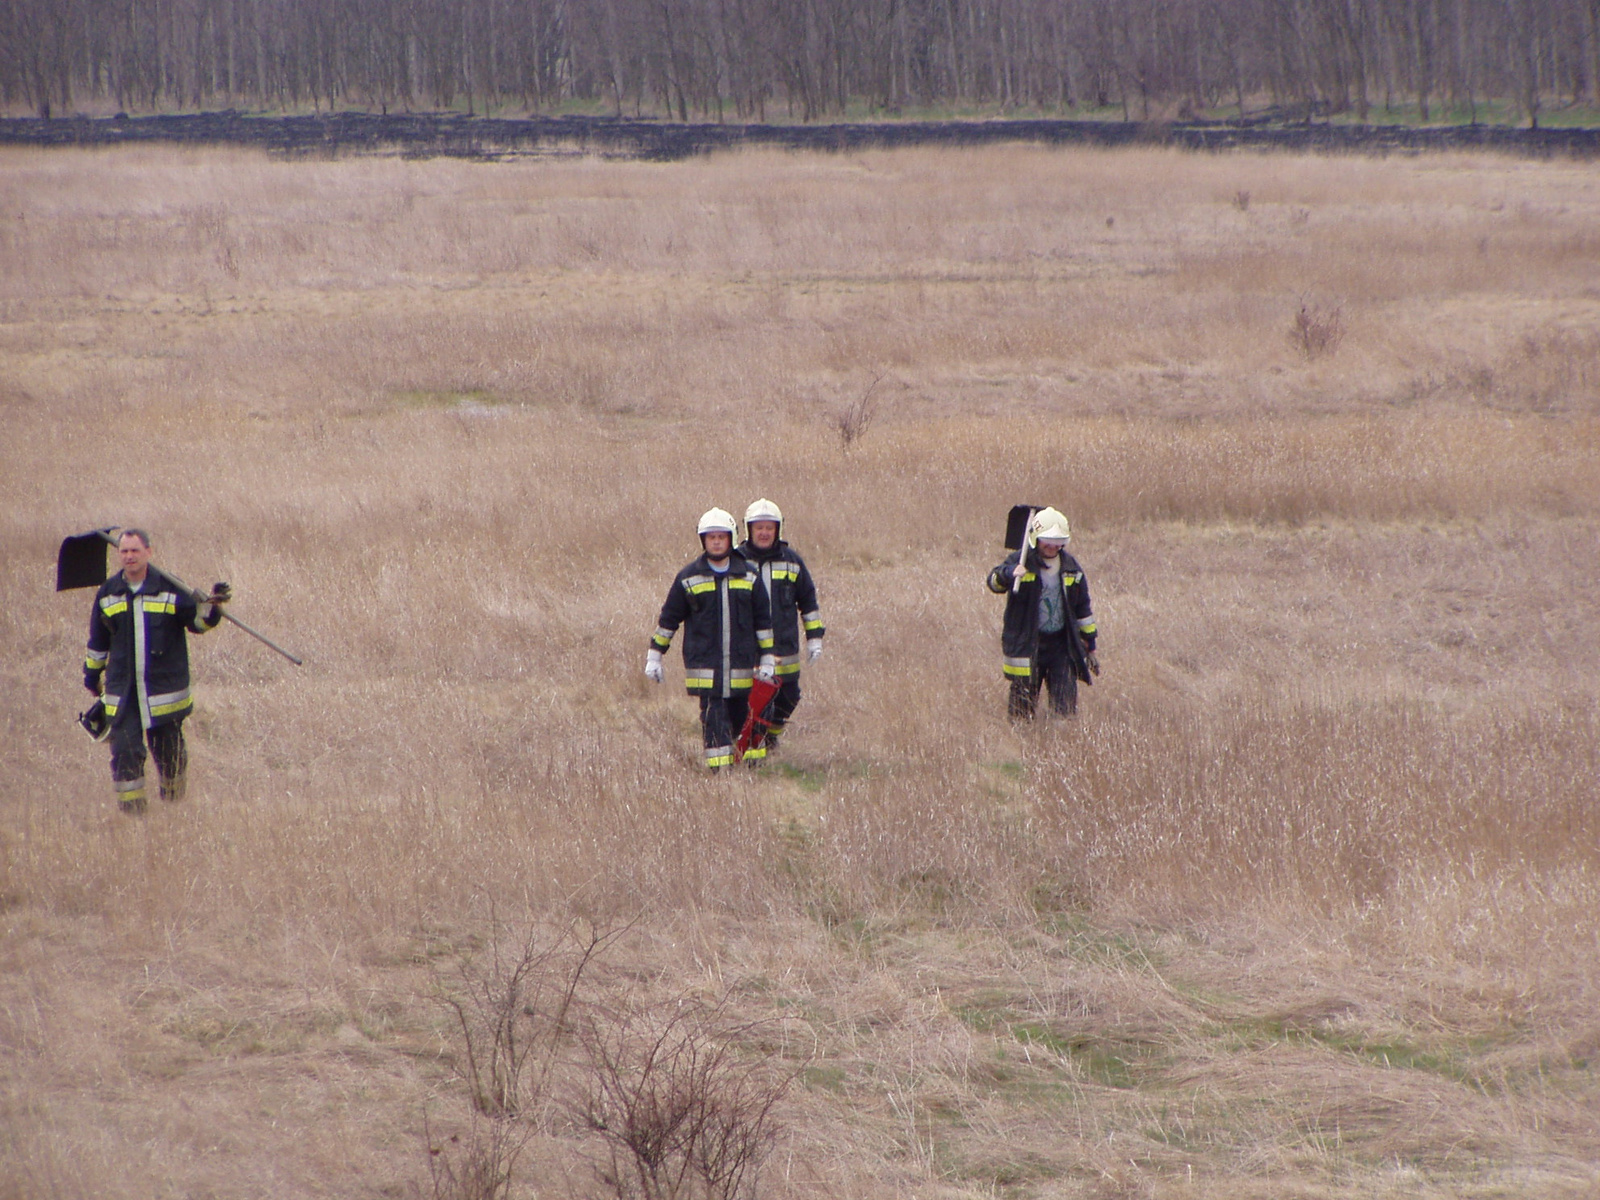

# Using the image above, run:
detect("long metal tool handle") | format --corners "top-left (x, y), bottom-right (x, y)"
top-left (98, 531), bottom-right (304, 666)
top-left (1012, 507), bottom-right (1034, 594)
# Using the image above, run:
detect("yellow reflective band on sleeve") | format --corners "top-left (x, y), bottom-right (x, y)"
top-left (102, 697), bottom-right (120, 716)
top-left (86, 651), bottom-right (108, 668)
top-left (1003, 656), bottom-right (1033, 677)
top-left (803, 619), bottom-right (824, 632)
top-left (1077, 619), bottom-right (1097, 634)
top-left (776, 662), bottom-right (801, 675)
top-left (1021, 572), bottom-right (1037, 583)
top-left (652, 627), bottom-right (674, 649)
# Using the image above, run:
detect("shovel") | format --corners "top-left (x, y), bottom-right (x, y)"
top-left (57, 527), bottom-right (303, 666)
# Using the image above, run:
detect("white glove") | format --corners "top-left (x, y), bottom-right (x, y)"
top-left (644, 648), bottom-right (664, 683)
top-left (755, 657), bottom-right (776, 685)
top-left (806, 638), bottom-right (823, 664)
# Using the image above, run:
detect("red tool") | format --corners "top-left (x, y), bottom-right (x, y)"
top-left (734, 676), bottom-right (781, 762)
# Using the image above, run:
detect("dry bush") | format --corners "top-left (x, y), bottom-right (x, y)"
top-left (576, 998), bottom-right (794, 1200)
top-left (1289, 297), bottom-right (1346, 359)
top-left (432, 913), bottom-right (624, 1119)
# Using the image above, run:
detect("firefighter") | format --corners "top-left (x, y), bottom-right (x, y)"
top-left (646, 509), bottom-right (777, 769)
top-left (986, 507), bottom-right (1098, 719)
top-left (736, 498), bottom-right (824, 755)
top-left (82, 528), bottom-right (229, 814)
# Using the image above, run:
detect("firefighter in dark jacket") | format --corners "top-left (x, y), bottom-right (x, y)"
top-left (646, 509), bottom-right (777, 769)
top-left (82, 528), bottom-right (229, 814)
top-left (986, 507), bottom-right (1099, 719)
top-left (736, 498), bottom-right (824, 755)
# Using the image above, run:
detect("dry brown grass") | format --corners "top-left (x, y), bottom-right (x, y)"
top-left (1, 143), bottom-right (1598, 1199)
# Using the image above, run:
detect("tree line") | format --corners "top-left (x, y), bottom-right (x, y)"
top-left (4, 0), bottom-right (1599, 126)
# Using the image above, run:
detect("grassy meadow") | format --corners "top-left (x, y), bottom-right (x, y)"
top-left (1, 143), bottom-right (1598, 1199)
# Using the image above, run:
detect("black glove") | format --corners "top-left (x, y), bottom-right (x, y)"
top-left (84, 667), bottom-right (103, 695)
top-left (208, 581), bottom-right (232, 605)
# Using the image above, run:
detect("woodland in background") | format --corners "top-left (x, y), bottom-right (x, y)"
top-left (4, 0), bottom-right (1600, 125)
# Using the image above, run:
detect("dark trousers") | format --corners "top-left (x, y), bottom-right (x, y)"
top-left (110, 707), bottom-right (188, 807)
top-left (759, 674), bottom-right (802, 748)
top-left (1007, 630), bottom-right (1079, 720)
top-left (698, 693), bottom-right (750, 769)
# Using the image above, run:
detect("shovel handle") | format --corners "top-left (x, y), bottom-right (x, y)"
top-left (92, 531), bottom-right (304, 666)
top-left (213, 607), bottom-right (304, 666)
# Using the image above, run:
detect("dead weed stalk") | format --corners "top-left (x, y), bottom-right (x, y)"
top-left (833, 374), bottom-right (883, 448)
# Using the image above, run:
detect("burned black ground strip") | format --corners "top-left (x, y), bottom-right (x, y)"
top-left (3, 111), bottom-right (1598, 160)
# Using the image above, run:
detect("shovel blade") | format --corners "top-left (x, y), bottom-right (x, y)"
top-left (56, 528), bottom-right (118, 591)
top-left (1004, 504), bottom-right (1043, 550)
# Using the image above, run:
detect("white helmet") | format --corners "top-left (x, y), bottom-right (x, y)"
top-left (744, 497), bottom-right (783, 534)
top-left (1027, 506), bottom-right (1071, 548)
top-left (697, 507), bottom-right (738, 537)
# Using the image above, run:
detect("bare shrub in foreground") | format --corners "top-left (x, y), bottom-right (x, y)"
top-left (433, 914), bottom-right (626, 1119)
top-left (576, 998), bottom-right (793, 1200)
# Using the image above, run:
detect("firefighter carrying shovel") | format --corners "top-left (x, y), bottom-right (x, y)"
top-left (81, 528), bottom-right (229, 813)
top-left (987, 506), bottom-right (1099, 720)
top-left (61, 523), bottom-right (301, 815)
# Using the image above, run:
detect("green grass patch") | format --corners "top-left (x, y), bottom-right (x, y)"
top-left (393, 387), bottom-right (500, 409)
top-left (801, 1063), bottom-right (849, 1092)
top-left (1037, 912), bottom-right (1160, 969)
top-left (772, 761), bottom-right (826, 792)
top-left (1220, 1016), bottom-right (1498, 1085)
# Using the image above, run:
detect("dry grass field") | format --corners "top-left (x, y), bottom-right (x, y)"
top-left (1, 142), bottom-right (1598, 1199)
